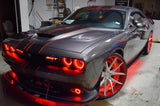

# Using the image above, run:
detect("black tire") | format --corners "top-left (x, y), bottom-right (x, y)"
top-left (143, 32), bottom-right (153, 55)
top-left (98, 53), bottom-right (127, 99)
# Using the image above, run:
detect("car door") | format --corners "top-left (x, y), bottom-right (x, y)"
top-left (124, 11), bottom-right (147, 63)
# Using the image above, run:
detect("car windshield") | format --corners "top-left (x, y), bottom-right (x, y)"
top-left (63, 8), bottom-right (126, 29)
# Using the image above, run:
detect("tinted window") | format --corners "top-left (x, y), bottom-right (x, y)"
top-left (64, 8), bottom-right (126, 29)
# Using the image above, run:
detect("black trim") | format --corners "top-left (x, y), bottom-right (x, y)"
top-left (15, 0), bottom-right (22, 33)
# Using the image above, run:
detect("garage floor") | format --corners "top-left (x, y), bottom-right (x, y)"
top-left (0, 43), bottom-right (160, 106)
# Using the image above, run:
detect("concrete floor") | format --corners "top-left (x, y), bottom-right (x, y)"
top-left (0, 43), bottom-right (160, 106)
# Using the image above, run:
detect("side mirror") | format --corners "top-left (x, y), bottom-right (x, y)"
top-left (136, 22), bottom-right (148, 32)
top-left (136, 22), bottom-right (146, 28)
top-left (137, 27), bottom-right (147, 32)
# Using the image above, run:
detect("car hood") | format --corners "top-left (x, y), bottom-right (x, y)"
top-left (13, 24), bottom-right (123, 55)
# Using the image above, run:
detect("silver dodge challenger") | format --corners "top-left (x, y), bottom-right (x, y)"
top-left (2, 6), bottom-right (154, 104)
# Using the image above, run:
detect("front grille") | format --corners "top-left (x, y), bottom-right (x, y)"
top-left (16, 52), bottom-right (44, 63)
top-left (16, 51), bottom-right (61, 66)
top-left (17, 74), bottom-right (71, 97)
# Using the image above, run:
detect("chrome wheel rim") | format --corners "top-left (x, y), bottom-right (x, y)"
top-left (99, 55), bottom-right (126, 97)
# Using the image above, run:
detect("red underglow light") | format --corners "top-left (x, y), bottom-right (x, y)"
top-left (62, 57), bottom-right (72, 67)
top-left (46, 65), bottom-right (60, 70)
top-left (125, 59), bottom-right (144, 85)
top-left (11, 71), bottom-right (16, 78)
top-left (73, 97), bottom-right (82, 101)
top-left (35, 98), bottom-right (57, 106)
top-left (4, 44), bottom-right (9, 51)
top-left (10, 80), bottom-right (14, 85)
top-left (62, 67), bottom-right (72, 72)
top-left (74, 70), bottom-right (83, 74)
top-left (10, 71), bottom-right (19, 82)
top-left (73, 59), bottom-right (85, 70)
top-left (10, 46), bottom-right (16, 52)
top-left (5, 71), bottom-right (19, 85)
top-left (71, 88), bottom-right (82, 95)
top-left (35, 98), bottom-right (82, 106)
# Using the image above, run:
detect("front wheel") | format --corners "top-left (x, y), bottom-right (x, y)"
top-left (99, 53), bottom-right (127, 99)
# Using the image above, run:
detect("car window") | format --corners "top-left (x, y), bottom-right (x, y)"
top-left (102, 11), bottom-right (125, 29)
top-left (64, 8), bottom-right (126, 29)
top-left (75, 11), bottom-right (89, 20)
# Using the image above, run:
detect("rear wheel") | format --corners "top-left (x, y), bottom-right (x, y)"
top-left (144, 32), bottom-right (153, 55)
top-left (99, 53), bottom-right (127, 99)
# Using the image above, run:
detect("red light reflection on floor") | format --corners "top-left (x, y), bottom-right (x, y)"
top-left (125, 59), bottom-right (144, 85)
top-left (33, 97), bottom-right (82, 106)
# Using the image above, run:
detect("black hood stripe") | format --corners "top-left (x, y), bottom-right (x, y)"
top-left (26, 42), bottom-right (35, 52)
top-left (38, 27), bottom-right (92, 54)
top-left (50, 25), bottom-right (87, 36)
top-left (45, 25), bottom-right (80, 34)
top-left (22, 41), bottom-right (32, 51)
top-left (15, 36), bottom-right (31, 48)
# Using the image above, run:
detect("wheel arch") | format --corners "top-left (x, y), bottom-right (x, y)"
top-left (113, 48), bottom-right (124, 57)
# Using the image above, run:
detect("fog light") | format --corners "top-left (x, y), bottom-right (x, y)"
top-left (70, 88), bottom-right (82, 95)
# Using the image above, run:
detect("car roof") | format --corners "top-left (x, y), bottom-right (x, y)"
top-left (83, 6), bottom-right (140, 12)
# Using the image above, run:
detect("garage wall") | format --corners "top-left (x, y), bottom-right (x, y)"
top-left (65, 0), bottom-right (114, 11)
top-left (28, 0), bottom-right (57, 29)
top-left (28, 0), bottom-right (108, 29)
top-left (19, 0), bottom-right (30, 32)
top-left (153, 20), bottom-right (160, 41)
top-left (105, 0), bottom-right (115, 6)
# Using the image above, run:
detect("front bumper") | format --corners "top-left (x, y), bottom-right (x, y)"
top-left (2, 48), bottom-right (101, 104)
top-left (3, 71), bottom-right (99, 104)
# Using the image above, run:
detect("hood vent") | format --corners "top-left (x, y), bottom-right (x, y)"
top-left (37, 33), bottom-right (57, 38)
